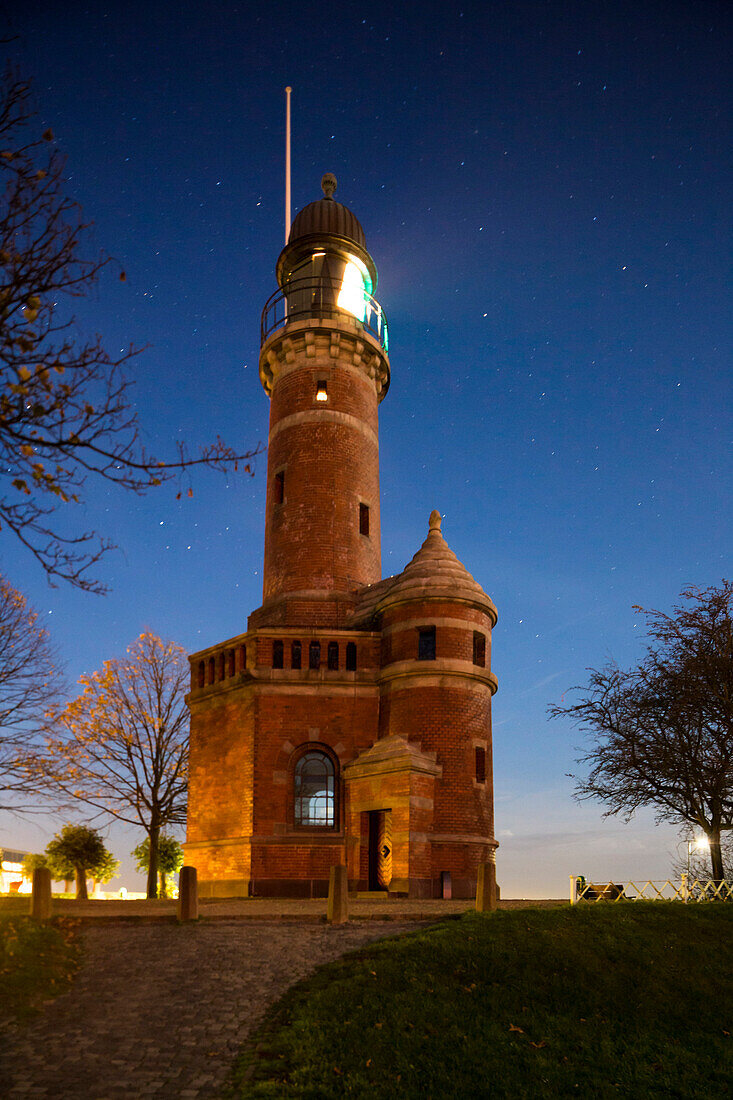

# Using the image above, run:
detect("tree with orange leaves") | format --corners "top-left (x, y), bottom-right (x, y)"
top-left (40, 632), bottom-right (188, 898)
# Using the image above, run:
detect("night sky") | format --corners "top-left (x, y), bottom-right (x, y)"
top-left (3, 1), bottom-right (731, 896)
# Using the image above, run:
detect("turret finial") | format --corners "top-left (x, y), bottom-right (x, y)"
top-left (321, 172), bottom-right (337, 199)
top-left (429, 510), bottom-right (442, 532)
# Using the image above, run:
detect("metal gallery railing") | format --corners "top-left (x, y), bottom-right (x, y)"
top-left (260, 277), bottom-right (389, 351)
top-left (569, 875), bottom-right (733, 904)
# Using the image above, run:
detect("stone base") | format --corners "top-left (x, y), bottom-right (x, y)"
top-left (198, 878), bottom-right (250, 899)
top-left (249, 878), bottom-right (330, 899)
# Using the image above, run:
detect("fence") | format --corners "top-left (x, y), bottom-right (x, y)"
top-left (569, 874), bottom-right (733, 904)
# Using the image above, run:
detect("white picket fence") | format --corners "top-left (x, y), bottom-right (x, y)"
top-left (569, 874), bottom-right (733, 904)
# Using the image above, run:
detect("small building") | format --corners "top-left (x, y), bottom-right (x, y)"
top-left (0, 848), bottom-right (31, 893)
top-left (185, 177), bottom-right (498, 899)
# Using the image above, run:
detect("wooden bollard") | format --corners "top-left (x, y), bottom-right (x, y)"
top-left (178, 866), bottom-right (198, 921)
top-left (327, 864), bottom-right (348, 925)
top-left (475, 861), bottom-right (497, 912)
top-left (30, 866), bottom-right (52, 920)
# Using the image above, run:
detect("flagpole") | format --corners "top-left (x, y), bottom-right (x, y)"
top-left (285, 86), bottom-right (292, 244)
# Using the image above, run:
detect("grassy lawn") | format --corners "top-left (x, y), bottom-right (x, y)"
top-left (0, 916), bottom-right (82, 1025)
top-left (228, 904), bottom-right (732, 1099)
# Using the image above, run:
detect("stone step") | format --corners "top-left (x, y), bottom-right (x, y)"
top-left (353, 890), bottom-right (389, 900)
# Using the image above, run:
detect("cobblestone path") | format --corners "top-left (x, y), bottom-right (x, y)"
top-left (0, 919), bottom-right (425, 1099)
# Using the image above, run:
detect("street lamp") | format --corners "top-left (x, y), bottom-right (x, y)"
top-left (686, 835), bottom-right (710, 880)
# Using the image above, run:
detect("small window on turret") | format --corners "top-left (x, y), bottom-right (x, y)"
top-left (418, 626), bottom-right (436, 661)
top-left (473, 632), bottom-right (486, 667)
top-left (274, 470), bottom-right (285, 505)
top-left (345, 642), bottom-right (357, 671)
top-left (272, 640), bottom-right (284, 669)
top-left (359, 503), bottom-right (370, 536)
top-left (316, 379), bottom-right (328, 402)
top-left (475, 746), bottom-right (486, 784)
top-left (309, 641), bottom-right (321, 670)
top-left (291, 640), bottom-right (302, 669)
top-left (327, 642), bottom-right (339, 670)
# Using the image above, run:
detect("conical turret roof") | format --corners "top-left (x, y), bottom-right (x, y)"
top-left (350, 511), bottom-right (497, 624)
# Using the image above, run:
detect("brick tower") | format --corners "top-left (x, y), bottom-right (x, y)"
top-left (185, 177), bottom-right (498, 899)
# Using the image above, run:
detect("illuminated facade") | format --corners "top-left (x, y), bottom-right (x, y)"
top-left (185, 177), bottom-right (498, 899)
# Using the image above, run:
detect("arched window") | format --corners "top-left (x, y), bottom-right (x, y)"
top-left (272, 640), bottom-right (284, 669)
top-left (291, 640), bottom-right (302, 669)
top-left (228, 649), bottom-right (236, 677)
top-left (197, 661), bottom-right (205, 689)
top-left (345, 641), bottom-right (357, 671)
top-left (218, 652), bottom-right (226, 681)
top-left (207, 657), bottom-right (215, 685)
top-left (309, 641), bottom-right (321, 670)
top-left (294, 751), bottom-right (336, 828)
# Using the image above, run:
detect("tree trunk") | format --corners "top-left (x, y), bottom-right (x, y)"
top-left (709, 828), bottom-right (725, 884)
top-left (159, 870), bottom-right (167, 898)
top-left (64, 878), bottom-right (72, 894)
top-left (146, 824), bottom-right (160, 899)
top-left (75, 866), bottom-right (88, 900)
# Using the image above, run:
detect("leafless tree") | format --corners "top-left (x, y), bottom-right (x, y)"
top-left (39, 632), bottom-right (188, 898)
top-left (0, 69), bottom-right (258, 593)
top-left (551, 582), bottom-right (733, 883)
top-left (0, 574), bottom-right (64, 809)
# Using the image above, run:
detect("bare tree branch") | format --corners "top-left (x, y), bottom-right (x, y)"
top-left (0, 573), bottom-right (64, 810)
top-left (0, 68), bottom-right (261, 593)
top-left (550, 581), bottom-right (733, 882)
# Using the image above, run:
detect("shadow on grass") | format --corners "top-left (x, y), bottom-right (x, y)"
top-left (224, 903), bottom-right (732, 1099)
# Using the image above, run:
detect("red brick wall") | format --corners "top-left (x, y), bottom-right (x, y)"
top-left (261, 327), bottom-right (385, 604)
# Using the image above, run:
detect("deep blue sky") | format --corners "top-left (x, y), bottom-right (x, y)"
top-left (3, 1), bottom-right (731, 895)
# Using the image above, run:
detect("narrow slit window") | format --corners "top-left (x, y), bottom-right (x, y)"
top-left (309, 641), bottom-right (321, 670)
top-left (291, 640), bottom-right (302, 669)
top-left (345, 641), bottom-right (357, 671)
top-left (327, 641), bottom-right (339, 670)
top-left (473, 632), bottom-right (486, 667)
top-left (359, 502), bottom-right (370, 536)
top-left (316, 379), bottom-right (328, 402)
top-left (418, 626), bottom-right (436, 661)
top-left (197, 661), bottom-right (205, 689)
top-left (272, 640), bottom-right (284, 669)
top-left (238, 644), bottom-right (247, 672)
top-left (208, 657), bottom-right (215, 684)
top-left (218, 653), bottom-right (226, 681)
top-left (274, 470), bottom-right (285, 505)
top-left (228, 649), bottom-right (236, 677)
top-left (475, 746), bottom-right (487, 784)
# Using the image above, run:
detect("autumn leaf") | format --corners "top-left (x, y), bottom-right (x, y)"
top-left (509, 1024), bottom-right (524, 1033)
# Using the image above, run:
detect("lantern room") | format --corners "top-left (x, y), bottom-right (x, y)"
top-left (260, 173), bottom-right (388, 354)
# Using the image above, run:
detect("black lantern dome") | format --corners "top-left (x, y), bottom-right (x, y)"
top-left (287, 173), bottom-right (367, 251)
top-left (276, 174), bottom-right (377, 291)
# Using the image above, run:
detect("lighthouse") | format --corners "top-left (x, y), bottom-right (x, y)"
top-left (185, 177), bottom-right (499, 899)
